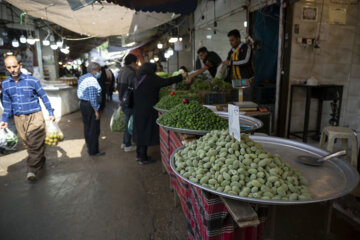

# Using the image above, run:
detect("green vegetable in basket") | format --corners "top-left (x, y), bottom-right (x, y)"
top-left (174, 130), bottom-right (312, 201)
top-left (158, 102), bottom-right (228, 131)
top-left (155, 93), bottom-right (200, 110)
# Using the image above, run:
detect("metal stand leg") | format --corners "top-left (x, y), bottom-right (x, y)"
top-left (269, 205), bottom-right (276, 240)
top-left (324, 201), bottom-right (334, 240)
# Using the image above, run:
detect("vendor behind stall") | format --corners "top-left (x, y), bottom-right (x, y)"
top-left (186, 47), bottom-right (222, 84)
top-left (223, 29), bottom-right (254, 82)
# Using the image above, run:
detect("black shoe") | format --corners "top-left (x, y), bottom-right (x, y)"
top-left (138, 157), bottom-right (156, 165)
top-left (90, 152), bottom-right (105, 157)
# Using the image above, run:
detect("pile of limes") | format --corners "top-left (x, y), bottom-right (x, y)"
top-left (45, 132), bottom-right (64, 146)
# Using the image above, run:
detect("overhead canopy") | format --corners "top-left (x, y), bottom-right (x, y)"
top-left (105, 0), bottom-right (197, 14)
top-left (5, 0), bottom-right (178, 37)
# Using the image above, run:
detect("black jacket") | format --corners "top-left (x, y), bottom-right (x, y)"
top-left (117, 65), bottom-right (136, 103)
top-left (133, 63), bottom-right (182, 146)
top-left (227, 43), bottom-right (254, 81)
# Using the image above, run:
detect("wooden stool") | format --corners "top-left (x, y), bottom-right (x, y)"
top-left (320, 126), bottom-right (358, 169)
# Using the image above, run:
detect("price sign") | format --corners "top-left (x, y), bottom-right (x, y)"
top-left (228, 104), bottom-right (240, 142)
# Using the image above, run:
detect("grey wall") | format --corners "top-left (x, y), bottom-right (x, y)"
top-left (194, 0), bottom-right (247, 62)
top-left (288, 0), bottom-right (360, 141)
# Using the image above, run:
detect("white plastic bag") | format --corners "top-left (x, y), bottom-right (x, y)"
top-left (110, 107), bottom-right (126, 132)
top-left (45, 121), bottom-right (64, 146)
top-left (0, 128), bottom-right (18, 150)
top-left (215, 63), bottom-right (229, 80)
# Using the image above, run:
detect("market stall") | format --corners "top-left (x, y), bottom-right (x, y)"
top-left (154, 86), bottom-right (359, 239)
top-left (40, 80), bottom-right (79, 119)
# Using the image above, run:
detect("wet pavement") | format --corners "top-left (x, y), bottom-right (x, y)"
top-left (0, 100), bottom-right (187, 240)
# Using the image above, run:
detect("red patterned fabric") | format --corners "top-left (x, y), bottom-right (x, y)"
top-left (159, 127), bottom-right (267, 240)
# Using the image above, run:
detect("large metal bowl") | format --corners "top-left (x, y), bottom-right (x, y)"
top-left (156, 115), bottom-right (263, 135)
top-left (153, 106), bottom-right (168, 114)
top-left (170, 135), bottom-right (359, 205)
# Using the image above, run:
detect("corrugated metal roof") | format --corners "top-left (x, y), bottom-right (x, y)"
top-left (105, 0), bottom-right (197, 14)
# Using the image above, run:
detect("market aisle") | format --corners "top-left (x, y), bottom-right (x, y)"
top-left (0, 100), bottom-right (187, 240)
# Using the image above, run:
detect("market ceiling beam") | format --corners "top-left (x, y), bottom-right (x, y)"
top-left (105, 0), bottom-right (197, 14)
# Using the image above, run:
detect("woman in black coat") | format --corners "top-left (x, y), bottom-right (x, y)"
top-left (133, 63), bottom-right (187, 164)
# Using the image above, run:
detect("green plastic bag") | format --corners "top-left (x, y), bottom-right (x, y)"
top-left (0, 128), bottom-right (18, 150)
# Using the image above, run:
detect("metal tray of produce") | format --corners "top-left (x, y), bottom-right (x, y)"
top-left (169, 136), bottom-right (359, 205)
top-left (156, 115), bottom-right (263, 135)
top-left (157, 120), bottom-right (209, 135)
top-left (153, 106), bottom-right (168, 113)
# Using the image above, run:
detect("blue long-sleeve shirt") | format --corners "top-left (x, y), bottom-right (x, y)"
top-left (77, 73), bottom-right (102, 110)
top-left (1, 73), bottom-right (54, 122)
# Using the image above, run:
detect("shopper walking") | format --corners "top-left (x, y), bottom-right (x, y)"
top-left (117, 54), bottom-right (137, 152)
top-left (0, 55), bottom-right (55, 181)
top-left (77, 62), bottom-right (105, 157)
top-left (133, 63), bottom-right (187, 164)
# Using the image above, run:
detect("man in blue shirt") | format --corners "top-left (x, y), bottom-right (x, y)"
top-left (77, 62), bottom-right (105, 157)
top-left (0, 55), bottom-right (55, 181)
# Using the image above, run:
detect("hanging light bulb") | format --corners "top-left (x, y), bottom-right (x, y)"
top-left (168, 47), bottom-right (174, 56)
top-left (42, 38), bottom-right (50, 46)
top-left (60, 45), bottom-right (70, 54)
top-left (50, 42), bottom-right (58, 50)
top-left (26, 34), bottom-right (35, 45)
top-left (12, 39), bottom-right (19, 48)
top-left (154, 56), bottom-right (159, 62)
top-left (19, 34), bottom-right (27, 43)
top-left (164, 52), bottom-right (170, 59)
top-left (157, 42), bottom-right (163, 49)
top-left (150, 59), bottom-right (155, 63)
top-left (56, 38), bottom-right (63, 48)
top-left (42, 30), bottom-right (51, 46)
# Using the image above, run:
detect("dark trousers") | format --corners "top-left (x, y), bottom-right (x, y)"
top-left (136, 145), bottom-right (148, 159)
top-left (122, 107), bottom-right (133, 147)
top-left (80, 100), bottom-right (100, 155)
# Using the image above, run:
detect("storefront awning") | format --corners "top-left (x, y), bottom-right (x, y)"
top-left (5, 0), bottom-right (179, 37)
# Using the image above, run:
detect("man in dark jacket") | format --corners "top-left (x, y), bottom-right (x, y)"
top-left (223, 29), bottom-right (254, 83)
top-left (117, 54), bottom-right (137, 152)
top-left (186, 47), bottom-right (222, 84)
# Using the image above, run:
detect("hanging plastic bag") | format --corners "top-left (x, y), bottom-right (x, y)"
top-left (0, 128), bottom-right (18, 150)
top-left (215, 63), bottom-right (229, 80)
top-left (45, 121), bottom-right (64, 146)
top-left (110, 107), bottom-right (126, 132)
top-left (128, 115), bottom-right (133, 136)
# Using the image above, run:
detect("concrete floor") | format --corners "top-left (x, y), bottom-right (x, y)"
top-left (0, 101), bottom-right (187, 240)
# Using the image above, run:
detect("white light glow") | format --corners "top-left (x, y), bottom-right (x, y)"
top-left (244, 21), bottom-right (248, 28)
top-left (157, 43), bottom-right (163, 49)
top-left (19, 35), bottom-right (27, 43)
top-left (168, 37), bottom-right (178, 43)
top-left (206, 35), bottom-right (212, 39)
top-left (154, 56), bottom-right (159, 62)
top-left (50, 43), bottom-right (58, 50)
top-left (150, 59), bottom-right (155, 63)
top-left (27, 35), bottom-right (35, 45)
top-left (12, 39), bottom-right (19, 48)
top-left (42, 39), bottom-right (50, 46)
top-left (56, 40), bottom-right (63, 48)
